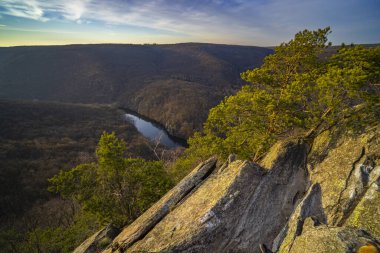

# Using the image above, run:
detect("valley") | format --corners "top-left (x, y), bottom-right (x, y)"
top-left (0, 43), bottom-right (272, 139)
top-left (0, 43), bottom-right (272, 251)
top-left (0, 99), bottom-right (155, 228)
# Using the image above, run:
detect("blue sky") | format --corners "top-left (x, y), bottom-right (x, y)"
top-left (0, 0), bottom-right (379, 46)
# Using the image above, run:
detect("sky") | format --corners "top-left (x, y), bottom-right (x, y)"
top-left (0, 0), bottom-right (379, 47)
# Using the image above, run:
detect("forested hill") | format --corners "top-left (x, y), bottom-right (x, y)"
top-left (0, 43), bottom-right (273, 138)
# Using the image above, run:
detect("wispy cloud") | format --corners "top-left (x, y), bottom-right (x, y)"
top-left (0, 0), bottom-right (379, 45)
top-left (1, 0), bottom-right (48, 22)
top-left (0, 0), bottom-right (264, 42)
top-left (61, 0), bottom-right (90, 21)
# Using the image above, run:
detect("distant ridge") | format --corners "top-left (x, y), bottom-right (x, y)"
top-left (0, 43), bottom-right (273, 138)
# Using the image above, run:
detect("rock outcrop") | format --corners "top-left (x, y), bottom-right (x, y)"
top-left (75, 124), bottom-right (380, 253)
top-left (73, 225), bottom-right (119, 253)
top-left (276, 124), bottom-right (380, 253)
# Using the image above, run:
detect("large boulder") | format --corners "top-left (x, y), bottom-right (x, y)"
top-left (307, 125), bottom-right (380, 226)
top-left (101, 140), bottom-right (309, 253)
top-left (275, 124), bottom-right (380, 253)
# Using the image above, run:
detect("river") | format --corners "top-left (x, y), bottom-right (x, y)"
top-left (123, 112), bottom-right (186, 148)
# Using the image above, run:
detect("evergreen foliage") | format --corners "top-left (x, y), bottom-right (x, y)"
top-left (49, 132), bottom-right (173, 227)
top-left (179, 28), bottom-right (379, 168)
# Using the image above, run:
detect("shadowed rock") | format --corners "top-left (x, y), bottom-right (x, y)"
top-left (73, 225), bottom-right (119, 253)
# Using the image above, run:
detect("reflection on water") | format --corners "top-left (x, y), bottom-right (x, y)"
top-left (124, 113), bottom-right (184, 148)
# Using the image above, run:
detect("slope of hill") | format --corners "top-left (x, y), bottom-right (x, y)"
top-left (0, 99), bottom-right (154, 225)
top-left (0, 43), bottom-right (273, 138)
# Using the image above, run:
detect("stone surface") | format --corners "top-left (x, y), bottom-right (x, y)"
top-left (273, 183), bottom-right (326, 252)
top-left (284, 218), bottom-right (380, 253)
top-left (76, 123), bottom-right (380, 253)
top-left (275, 124), bottom-right (380, 253)
top-left (222, 141), bottom-right (309, 252)
top-left (103, 157), bottom-right (217, 253)
top-left (308, 125), bottom-right (380, 226)
top-left (345, 165), bottom-right (380, 240)
top-left (128, 160), bottom-right (266, 252)
top-left (102, 140), bottom-right (309, 253)
top-left (73, 225), bottom-right (119, 253)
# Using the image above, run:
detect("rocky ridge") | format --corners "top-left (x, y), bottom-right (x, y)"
top-left (75, 123), bottom-right (380, 253)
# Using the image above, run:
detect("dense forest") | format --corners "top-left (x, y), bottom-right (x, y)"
top-left (0, 43), bottom-right (272, 139)
top-left (0, 100), bottom-right (165, 252)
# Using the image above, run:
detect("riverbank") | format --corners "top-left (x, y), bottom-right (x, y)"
top-left (120, 107), bottom-right (188, 148)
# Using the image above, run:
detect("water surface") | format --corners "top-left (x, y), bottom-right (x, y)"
top-left (124, 113), bottom-right (185, 148)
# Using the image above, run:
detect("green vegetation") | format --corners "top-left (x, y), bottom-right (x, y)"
top-left (0, 212), bottom-right (100, 253)
top-left (0, 128), bottom-right (172, 253)
top-left (0, 100), bottom-right (156, 253)
top-left (173, 28), bottom-right (379, 175)
top-left (0, 100), bottom-right (153, 219)
top-left (49, 132), bottom-right (173, 227)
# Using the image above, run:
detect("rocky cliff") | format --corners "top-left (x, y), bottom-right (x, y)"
top-left (75, 123), bottom-right (380, 253)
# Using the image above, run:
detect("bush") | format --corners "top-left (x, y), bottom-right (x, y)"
top-left (49, 132), bottom-right (173, 227)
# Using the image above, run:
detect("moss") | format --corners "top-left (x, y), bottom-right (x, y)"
top-left (260, 140), bottom-right (289, 169)
top-left (310, 130), bottom-right (331, 157)
top-left (289, 228), bottom-right (346, 253)
top-left (346, 184), bottom-right (380, 239)
top-left (98, 237), bottom-right (112, 248)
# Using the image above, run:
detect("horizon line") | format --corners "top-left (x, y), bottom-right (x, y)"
top-left (1, 41), bottom-right (379, 49)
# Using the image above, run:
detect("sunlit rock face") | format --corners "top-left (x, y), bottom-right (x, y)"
top-left (76, 124), bottom-right (380, 253)
top-left (277, 124), bottom-right (380, 253)
top-left (100, 140), bottom-right (310, 253)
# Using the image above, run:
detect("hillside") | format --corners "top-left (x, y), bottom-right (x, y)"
top-left (0, 43), bottom-right (273, 139)
top-left (0, 99), bottom-right (154, 229)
